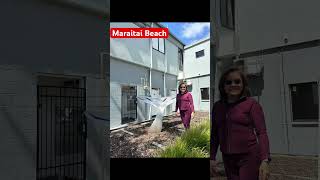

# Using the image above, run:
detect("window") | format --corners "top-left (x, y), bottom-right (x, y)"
top-left (220, 0), bottom-right (235, 29)
top-left (159, 39), bottom-right (165, 53)
top-left (201, 88), bottom-right (209, 100)
top-left (195, 50), bottom-right (205, 58)
top-left (152, 38), bottom-right (158, 50)
top-left (187, 85), bottom-right (192, 92)
top-left (290, 82), bottom-right (318, 122)
top-left (178, 49), bottom-right (183, 71)
top-left (152, 38), bottom-right (165, 54)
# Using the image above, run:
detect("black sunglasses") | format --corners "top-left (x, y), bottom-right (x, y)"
top-left (225, 79), bottom-right (242, 85)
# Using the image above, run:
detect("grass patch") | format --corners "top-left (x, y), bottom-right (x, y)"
top-left (158, 118), bottom-right (210, 158)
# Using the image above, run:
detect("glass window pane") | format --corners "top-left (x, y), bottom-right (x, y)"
top-left (179, 49), bottom-right (183, 70)
top-left (159, 38), bottom-right (165, 53)
top-left (201, 88), bottom-right (209, 100)
top-left (290, 82), bottom-right (318, 122)
top-left (152, 38), bottom-right (158, 50)
top-left (195, 50), bottom-right (205, 58)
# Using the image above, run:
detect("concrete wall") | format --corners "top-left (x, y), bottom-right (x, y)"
top-left (236, 0), bottom-right (320, 54)
top-left (215, 47), bottom-right (320, 156)
top-left (110, 58), bottom-right (150, 129)
top-left (152, 50), bottom-right (166, 72)
top-left (281, 46), bottom-right (319, 155)
top-left (165, 74), bottom-right (178, 115)
top-left (184, 40), bottom-right (210, 79)
top-left (110, 22), bottom-right (181, 76)
top-left (185, 76), bottom-right (210, 112)
top-left (110, 23), bottom-right (151, 68)
top-left (0, 1), bottom-right (108, 179)
top-left (166, 40), bottom-right (179, 75)
top-left (1, 0), bottom-right (107, 75)
top-left (0, 66), bottom-right (37, 180)
top-left (212, 0), bottom-right (320, 57)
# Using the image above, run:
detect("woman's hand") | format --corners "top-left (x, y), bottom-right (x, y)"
top-left (191, 112), bottom-right (195, 119)
top-left (259, 161), bottom-right (270, 180)
top-left (210, 160), bottom-right (219, 177)
top-left (175, 111), bottom-right (180, 117)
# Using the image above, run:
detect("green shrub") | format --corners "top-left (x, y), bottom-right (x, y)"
top-left (158, 118), bottom-right (210, 158)
top-left (158, 138), bottom-right (187, 158)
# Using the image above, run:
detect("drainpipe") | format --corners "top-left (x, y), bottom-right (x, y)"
top-left (163, 38), bottom-right (167, 115)
top-left (148, 22), bottom-right (153, 120)
top-left (318, 79), bottom-right (320, 180)
top-left (280, 52), bottom-right (290, 154)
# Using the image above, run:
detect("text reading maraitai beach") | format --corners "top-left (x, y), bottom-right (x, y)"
top-left (110, 28), bottom-right (169, 38)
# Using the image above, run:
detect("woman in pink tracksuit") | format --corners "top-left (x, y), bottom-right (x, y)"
top-left (210, 67), bottom-right (271, 180)
top-left (175, 82), bottom-right (195, 129)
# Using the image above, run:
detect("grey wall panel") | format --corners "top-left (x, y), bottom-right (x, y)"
top-left (110, 58), bottom-right (149, 85)
top-left (110, 23), bottom-right (151, 68)
top-left (151, 71), bottom-right (164, 96)
top-left (0, 0), bottom-right (106, 75)
top-left (110, 82), bottom-right (122, 129)
top-left (184, 40), bottom-right (210, 78)
top-left (237, 0), bottom-right (320, 54)
top-left (166, 40), bottom-right (179, 75)
top-left (282, 46), bottom-right (320, 155)
top-left (152, 50), bottom-right (166, 72)
top-left (0, 67), bottom-right (37, 180)
top-left (259, 53), bottom-right (288, 154)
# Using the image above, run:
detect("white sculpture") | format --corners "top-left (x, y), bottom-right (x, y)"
top-left (137, 95), bottom-right (176, 133)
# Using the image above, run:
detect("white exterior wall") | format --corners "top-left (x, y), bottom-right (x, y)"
top-left (110, 23), bottom-right (182, 129)
top-left (236, 0), bottom-right (320, 54)
top-left (182, 39), bottom-right (211, 112)
top-left (110, 58), bottom-right (150, 129)
top-left (212, 0), bottom-right (320, 156)
top-left (110, 23), bottom-right (151, 68)
top-left (0, 66), bottom-right (37, 180)
top-left (0, 0), bottom-right (108, 179)
top-left (212, 0), bottom-right (320, 155)
top-left (185, 76), bottom-right (210, 112)
top-left (184, 40), bottom-right (210, 79)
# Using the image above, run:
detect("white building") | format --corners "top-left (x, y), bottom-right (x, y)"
top-left (211, 0), bottom-right (320, 156)
top-left (110, 22), bottom-right (185, 130)
top-left (0, 1), bottom-right (109, 180)
top-left (179, 37), bottom-right (211, 112)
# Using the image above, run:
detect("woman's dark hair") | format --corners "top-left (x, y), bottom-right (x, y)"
top-left (218, 67), bottom-right (251, 100)
top-left (178, 81), bottom-right (188, 94)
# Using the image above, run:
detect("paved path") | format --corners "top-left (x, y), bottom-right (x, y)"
top-left (211, 154), bottom-right (318, 180)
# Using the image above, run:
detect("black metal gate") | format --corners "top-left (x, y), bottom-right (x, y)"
top-left (121, 86), bottom-right (137, 124)
top-left (37, 86), bottom-right (86, 180)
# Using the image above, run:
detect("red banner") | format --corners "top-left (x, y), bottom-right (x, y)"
top-left (110, 28), bottom-right (169, 38)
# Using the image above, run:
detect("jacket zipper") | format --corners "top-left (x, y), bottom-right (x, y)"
top-left (226, 112), bottom-right (231, 153)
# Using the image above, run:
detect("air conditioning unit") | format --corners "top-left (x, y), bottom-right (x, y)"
top-left (239, 57), bottom-right (262, 76)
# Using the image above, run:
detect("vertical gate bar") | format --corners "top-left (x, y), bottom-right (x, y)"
top-left (49, 96), bottom-right (54, 178)
top-left (59, 87), bottom-right (62, 178)
top-left (37, 86), bottom-right (39, 180)
top-left (63, 87), bottom-right (66, 179)
top-left (54, 88), bottom-right (57, 178)
top-left (40, 87), bottom-right (43, 179)
top-left (45, 87), bottom-right (48, 178)
top-left (77, 90), bottom-right (79, 179)
top-left (72, 93), bottom-right (77, 178)
top-left (84, 88), bottom-right (86, 180)
top-left (68, 93), bottom-right (71, 178)
top-left (80, 88), bottom-right (83, 179)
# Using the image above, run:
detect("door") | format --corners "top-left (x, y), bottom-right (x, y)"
top-left (37, 86), bottom-right (86, 180)
top-left (121, 86), bottom-right (137, 124)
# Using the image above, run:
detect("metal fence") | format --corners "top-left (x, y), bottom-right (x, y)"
top-left (37, 86), bottom-right (86, 180)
